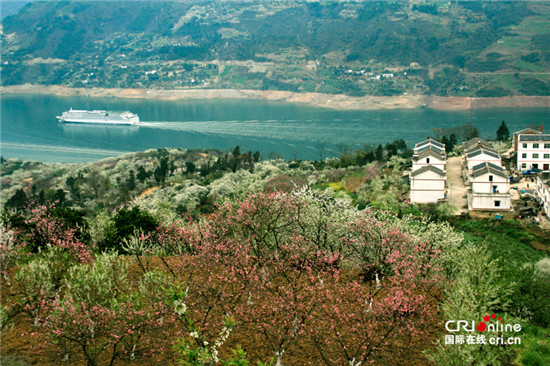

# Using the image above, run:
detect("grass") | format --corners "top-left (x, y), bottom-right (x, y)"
top-left (513, 17), bottom-right (550, 36)
top-left (230, 74), bottom-right (248, 85)
top-left (514, 324), bottom-right (550, 366)
top-left (515, 60), bottom-right (547, 73)
top-left (0, 356), bottom-right (33, 366)
top-left (219, 65), bottom-right (233, 79)
top-left (494, 74), bottom-right (523, 91)
top-left (450, 219), bottom-right (549, 265)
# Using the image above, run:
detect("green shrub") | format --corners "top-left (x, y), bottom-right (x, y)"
top-left (98, 206), bottom-right (158, 253)
top-left (521, 350), bottom-right (544, 366)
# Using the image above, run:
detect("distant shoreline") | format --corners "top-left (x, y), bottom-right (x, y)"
top-left (2, 84), bottom-right (550, 111)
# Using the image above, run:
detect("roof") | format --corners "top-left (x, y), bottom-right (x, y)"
top-left (471, 162), bottom-right (508, 179)
top-left (514, 128), bottom-right (542, 136)
top-left (538, 172), bottom-right (550, 186)
top-left (412, 148), bottom-right (446, 161)
top-left (465, 144), bottom-right (498, 155)
top-left (463, 138), bottom-right (493, 151)
top-left (518, 134), bottom-right (550, 142)
top-left (415, 138), bottom-right (444, 149)
top-left (411, 164), bottom-right (445, 177)
top-left (415, 144), bottom-right (445, 154)
top-left (466, 147), bottom-right (501, 160)
top-left (473, 161), bottom-right (505, 173)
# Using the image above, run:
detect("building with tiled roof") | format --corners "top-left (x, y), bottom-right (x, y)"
top-left (468, 162), bottom-right (511, 211)
top-left (513, 127), bottom-right (542, 152)
top-left (410, 165), bottom-right (446, 203)
top-left (517, 134), bottom-right (550, 172)
top-left (535, 172), bottom-right (550, 214)
top-left (465, 147), bottom-right (502, 173)
top-left (411, 149), bottom-right (446, 172)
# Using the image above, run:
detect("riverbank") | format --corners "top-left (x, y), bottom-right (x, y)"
top-left (2, 84), bottom-right (550, 111)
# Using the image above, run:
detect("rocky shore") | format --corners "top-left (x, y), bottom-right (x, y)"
top-left (2, 84), bottom-right (550, 111)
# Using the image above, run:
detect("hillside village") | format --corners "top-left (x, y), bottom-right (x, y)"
top-left (409, 127), bottom-right (550, 230)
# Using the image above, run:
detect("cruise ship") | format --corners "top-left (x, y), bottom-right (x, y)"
top-left (56, 108), bottom-right (139, 125)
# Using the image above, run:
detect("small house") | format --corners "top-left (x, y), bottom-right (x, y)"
top-left (410, 165), bottom-right (446, 204)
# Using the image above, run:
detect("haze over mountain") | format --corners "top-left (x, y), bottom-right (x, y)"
top-left (2, 0), bottom-right (550, 97)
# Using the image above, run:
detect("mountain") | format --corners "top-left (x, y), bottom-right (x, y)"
top-left (2, 0), bottom-right (550, 96)
top-left (0, 1), bottom-right (30, 21)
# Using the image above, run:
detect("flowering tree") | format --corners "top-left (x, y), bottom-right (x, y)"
top-left (32, 254), bottom-right (180, 366)
top-left (3, 187), bottom-right (447, 365)
top-left (2, 203), bottom-right (93, 263)
top-left (174, 189), bottom-right (443, 365)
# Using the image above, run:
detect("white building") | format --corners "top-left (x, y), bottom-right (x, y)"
top-left (468, 162), bottom-right (511, 211)
top-left (534, 172), bottom-right (550, 214)
top-left (412, 149), bottom-right (446, 172)
top-left (465, 147), bottom-right (502, 173)
top-left (513, 128), bottom-right (541, 152)
top-left (410, 165), bottom-right (446, 203)
top-left (516, 134), bottom-right (550, 172)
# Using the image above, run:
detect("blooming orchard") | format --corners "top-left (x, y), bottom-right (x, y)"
top-left (2, 188), bottom-right (449, 365)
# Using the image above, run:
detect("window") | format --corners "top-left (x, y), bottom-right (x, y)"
top-left (489, 175), bottom-right (493, 182)
top-left (523, 143), bottom-right (528, 148)
top-left (426, 158), bottom-right (430, 164)
top-left (522, 163), bottom-right (527, 169)
top-left (533, 154), bottom-right (539, 159)
top-left (534, 164), bottom-right (539, 169)
top-left (495, 200), bottom-right (501, 207)
top-left (545, 154), bottom-right (550, 159)
top-left (534, 143), bottom-right (540, 148)
top-left (545, 144), bottom-right (550, 149)
top-left (522, 153), bottom-right (527, 158)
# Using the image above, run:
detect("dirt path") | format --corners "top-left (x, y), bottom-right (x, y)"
top-left (446, 156), bottom-right (468, 214)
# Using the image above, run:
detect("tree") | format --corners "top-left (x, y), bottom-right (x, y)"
top-left (5, 189), bottom-right (28, 209)
top-left (35, 254), bottom-right (177, 366)
top-left (126, 169), bottom-right (136, 192)
top-left (315, 142), bottom-right (326, 161)
top-left (496, 120), bottom-right (510, 141)
top-left (385, 142), bottom-right (397, 159)
top-left (54, 189), bottom-right (66, 205)
top-left (440, 135), bottom-right (449, 151)
top-left (137, 166), bottom-right (151, 183)
top-left (449, 133), bottom-right (457, 152)
top-left (464, 124), bottom-right (480, 140)
top-left (253, 151), bottom-right (261, 162)
top-left (185, 161), bottom-right (196, 174)
top-left (440, 133), bottom-right (457, 153)
top-left (99, 207), bottom-right (159, 253)
top-left (88, 167), bottom-right (105, 199)
top-left (154, 158), bottom-right (169, 186)
top-left (375, 144), bottom-right (384, 161)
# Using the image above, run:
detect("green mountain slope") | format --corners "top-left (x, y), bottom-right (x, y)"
top-left (2, 1), bottom-right (550, 96)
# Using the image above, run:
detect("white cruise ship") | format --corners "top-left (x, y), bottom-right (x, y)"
top-left (56, 108), bottom-right (139, 125)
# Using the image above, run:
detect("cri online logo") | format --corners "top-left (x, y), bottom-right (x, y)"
top-left (477, 313), bottom-right (501, 332)
top-left (446, 313), bottom-right (521, 333)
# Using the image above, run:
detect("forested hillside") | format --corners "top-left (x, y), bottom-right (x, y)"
top-left (2, 1), bottom-right (550, 96)
top-left (2, 146), bottom-right (550, 365)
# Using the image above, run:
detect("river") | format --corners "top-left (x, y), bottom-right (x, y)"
top-left (2, 94), bottom-right (550, 163)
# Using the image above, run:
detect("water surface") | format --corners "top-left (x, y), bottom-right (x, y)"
top-left (2, 94), bottom-right (549, 163)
